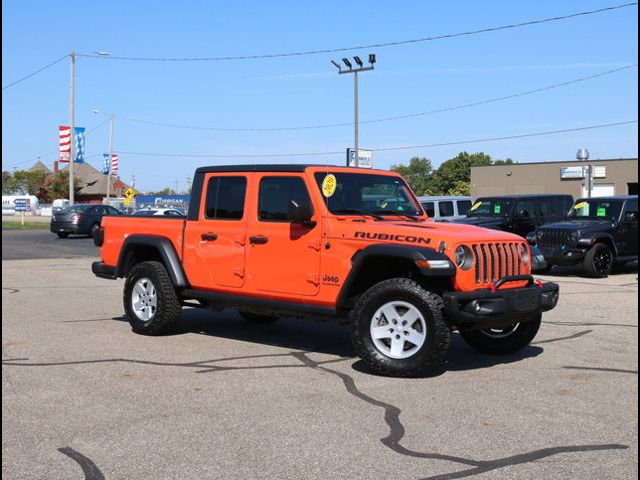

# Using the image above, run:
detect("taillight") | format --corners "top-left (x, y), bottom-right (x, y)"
top-left (72, 213), bottom-right (85, 222)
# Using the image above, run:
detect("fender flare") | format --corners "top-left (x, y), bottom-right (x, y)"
top-left (116, 235), bottom-right (188, 287)
top-left (336, 244), bottom-right (455, 307)
top-left (588, 232), bottom-right (619, 256)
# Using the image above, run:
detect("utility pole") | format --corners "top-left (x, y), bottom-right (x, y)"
top-left (106, 113), bottom-right (114, 204)
top-left (174, 180), bottom-right (179, 194)
top-left (331, 54), bottom-right (376, 167)
top-left (577, 149), bottom-right (591, 197)
top-left (69, 51), bottom-right (75, 205)
top-left (131, 174), bottom-right (136, 188)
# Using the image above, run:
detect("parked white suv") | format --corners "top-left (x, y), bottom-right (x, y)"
top-left (417, 196), bottom-right (472, 222)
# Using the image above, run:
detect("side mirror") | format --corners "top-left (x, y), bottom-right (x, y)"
top-left (287, 200), bottom-right (315, 226)
top-left (624, 212), bottom-right (638, 222)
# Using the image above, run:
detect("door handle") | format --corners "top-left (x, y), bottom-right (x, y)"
top-left (201, 233), bottom-right (218, 241)
top-left (249, 236), bottom-right (268, 245)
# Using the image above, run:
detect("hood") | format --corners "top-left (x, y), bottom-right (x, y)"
top-left (539, 219), bottom-right (616, 233)
top-left (336, 218), bottom-right (523, 246)
top-left (453, 216), bottom-right (506, 229)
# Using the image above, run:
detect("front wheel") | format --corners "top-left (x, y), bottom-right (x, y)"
top-left (123, 261), bottom-right (182, 335)
top-left (459, 315), bottom-right (541, 354)
top-left (56, 232), bottom-right (69, 239)
top-left (351, 278), bottom-right (450, 377)
top-left (584, 243), bottom-right (613, 278)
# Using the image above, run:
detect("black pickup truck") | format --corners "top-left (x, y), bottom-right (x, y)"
top-left (532, 195), bottom-right (638, 277)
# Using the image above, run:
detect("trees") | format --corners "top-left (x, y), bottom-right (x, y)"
top-left (145, 187), bottom-right (178, 196)
top-left (2, 170), bottom-right (80, 201)
top-left (390, 157), bottom-right (433, 196)
top-left (391, 152), bottom-right (514, 196)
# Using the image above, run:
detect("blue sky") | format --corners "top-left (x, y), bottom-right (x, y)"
top-left (2, 0), bottom-right (638, 192)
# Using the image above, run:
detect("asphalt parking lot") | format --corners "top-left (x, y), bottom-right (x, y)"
top-left (2, 231), bottom-right (638, 479)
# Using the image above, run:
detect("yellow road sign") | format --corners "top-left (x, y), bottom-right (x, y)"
top-left (123, 198), bottom-right (133, 206)
top-left (124, 188), bottom-right (136, 199)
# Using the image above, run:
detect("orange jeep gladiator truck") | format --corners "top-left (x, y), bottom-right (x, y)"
top-left (92, 165), bottom-right (559, 376)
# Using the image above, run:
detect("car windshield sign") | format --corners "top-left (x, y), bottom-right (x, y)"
top-left (569, 199), bottom-right (623, 220)
top-left (314, 172), bottom-right (422, 217)
top-left (468, 199), bottom-right (513, 217)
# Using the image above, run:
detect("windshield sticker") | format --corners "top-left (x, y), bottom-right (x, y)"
top-left (596, 206), bottom-right (607, 217)
top-left (574, 201), bottom-right (588, 209)
top-left (494, 204), bottom-right (501, 214)
top-left (470, 202), bottom-right (482, 211)
top-left (321, 174), bottom-right (337, 198)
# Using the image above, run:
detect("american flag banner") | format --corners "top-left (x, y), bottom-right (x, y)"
top-left (111, 154), bottom-right (119, 176)
top-left (59, 126), bottom-right (71, 162)
top-left (59, 126), bottom-right (86, 163)
top-left (103, 153), bottom-right (120, 176)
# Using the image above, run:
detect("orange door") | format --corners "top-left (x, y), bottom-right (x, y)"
top-left (245, 174), bottom-right (321, 297)
top-left (183, 173), bottom-right (249, 289)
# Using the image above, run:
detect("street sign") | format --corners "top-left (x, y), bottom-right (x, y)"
top-left (124, 188), bottom-right (136, 199)
top-left (123, 198), bottom-right (132, 206)
top-left (13, 198), bottom-right (31, 212)
top-left (346, 148), bottom-right (373, 168)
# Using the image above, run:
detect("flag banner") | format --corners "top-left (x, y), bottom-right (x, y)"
top-left (111, 153), bottom-right (119, 177)
top-left (102, 153), bottom-right (110, 174)
top-left (103, 153), bottom-right (119, 176)
top-left (59, 126), bottom-right (85, 163)
top-left (59, 126), bottom-right (71, 162)
top-left (74, 127), bottom-right (85, 163)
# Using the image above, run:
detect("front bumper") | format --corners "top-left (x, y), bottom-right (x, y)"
top-left (538, 246), bottom-right (587, 264)
top-left (443, 275), bottom-right (559, 331)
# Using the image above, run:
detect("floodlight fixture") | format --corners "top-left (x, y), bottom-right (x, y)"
top-left (353, 56), bottom-right (363, 67)
top-left (331, 60), bottom-right (342, 70)
top-left (369, 54), bottom-right (376, 65)
top-left (342, 58), bottom-right (352, 69)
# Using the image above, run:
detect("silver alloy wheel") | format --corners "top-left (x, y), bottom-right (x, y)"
top-left (131, 277), bottom-right (157, 321)
top-left (479, 324), bottom-right (519, 338)
top-left (370, 301), bottom-right (427, 359)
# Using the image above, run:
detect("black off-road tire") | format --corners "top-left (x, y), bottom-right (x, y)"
top-left (89, 223), bottom-right (100, 238)
top-left (57, 232), bottom-right (69, 239)
top-left (123, 261), bottom-right (182, 335)
top-left (351, 278), bottom-right (450, 377)
top-left (459, 314), bottom-right (542, 354)
top-left (583, 243), bottom-right (614, 278)
top-left (239, 311), bottom-right (279, 324)
top-left (536, 264), bottom-right (553, 274)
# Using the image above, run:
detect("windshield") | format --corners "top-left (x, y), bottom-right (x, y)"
top-left (568, 199), bottom-right (623, 220)
top-left (467, 198), bottom-right (513, 217)
top-left (314, 172), bottom-right (422, 217)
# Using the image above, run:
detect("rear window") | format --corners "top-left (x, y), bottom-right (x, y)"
top-left (205, 176), bottom-right (247, 220)
top-left (63, 205), bottom-right (94, 213)
top-left (457, 200), bottom-right (471, 216)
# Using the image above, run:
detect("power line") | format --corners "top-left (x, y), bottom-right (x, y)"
top-left (2, 55), bottom-right (68, 91)
top-left (76, 3), bottom-right (637, 62)
top-left (118, 120), bottom-right (637, 158)
top-left (116, 64), bottom-right (638, 131)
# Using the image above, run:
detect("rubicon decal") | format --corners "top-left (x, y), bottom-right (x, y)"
top-left (354, 232), bottom-right (431, 244)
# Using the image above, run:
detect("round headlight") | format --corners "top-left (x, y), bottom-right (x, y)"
top-left (519, 243), bottom-right (530, 265)
top-left (455, 245), bottom-right (473, 270)
top-left (570, 230), bottom-right (580, 243)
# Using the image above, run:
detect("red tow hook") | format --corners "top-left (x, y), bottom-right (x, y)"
top-left (534, 279), bottom-right (544, 288)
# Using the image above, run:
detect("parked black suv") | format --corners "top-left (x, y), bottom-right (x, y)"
top-left (533, 196), bottom-right (638, 277)
top-left (50, 204), bottom-right (122, 238)
top-left (454, 194), bottom-right (574, 238)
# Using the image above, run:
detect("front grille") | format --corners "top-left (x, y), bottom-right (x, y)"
top-left (470, 242), bottom-right (523, 285)
top-left (537, 229), bottom-right (573, 248)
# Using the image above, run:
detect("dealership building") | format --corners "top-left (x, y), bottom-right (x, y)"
top-left (471, 157), bottom-right (638, 199)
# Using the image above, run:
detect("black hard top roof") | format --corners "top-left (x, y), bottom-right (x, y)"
top-left (575, 195), bottom-right (637, 201)
top-left (475, 194), bottom-right (574, 200)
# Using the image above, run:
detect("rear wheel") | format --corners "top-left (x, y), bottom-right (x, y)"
top-left (584, 243), bottom-right (614, 278)
top-left (123, 261), bottom-right (182, 335)
top-left (351, 278), bottom-right (450, 377)
top-left (459, 315), bottom-right (541, 354)
top-left (89, 223), bottom-right (100, 238)
top-left (56, 232), bottom-right (69, 239)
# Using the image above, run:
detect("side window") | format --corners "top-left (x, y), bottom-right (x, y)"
top-left (439, 201), bottom-right (454, 217)
top-left (107, 207), bottom-right (119, 215)
top-left (457, 200), bottom-right (471, 216)
top-left (422, 202), bottom-right (435, 218)
top-left (515, 200), bottom-right (536, 218)
top-left (623, 199), bottom-right (638, 221)
top-left (536, 199), bottom-right (553, 219)
top-left (205, 176), bottom-right (247, 220)
top-left (259, 177), bottom-right (312, 222)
